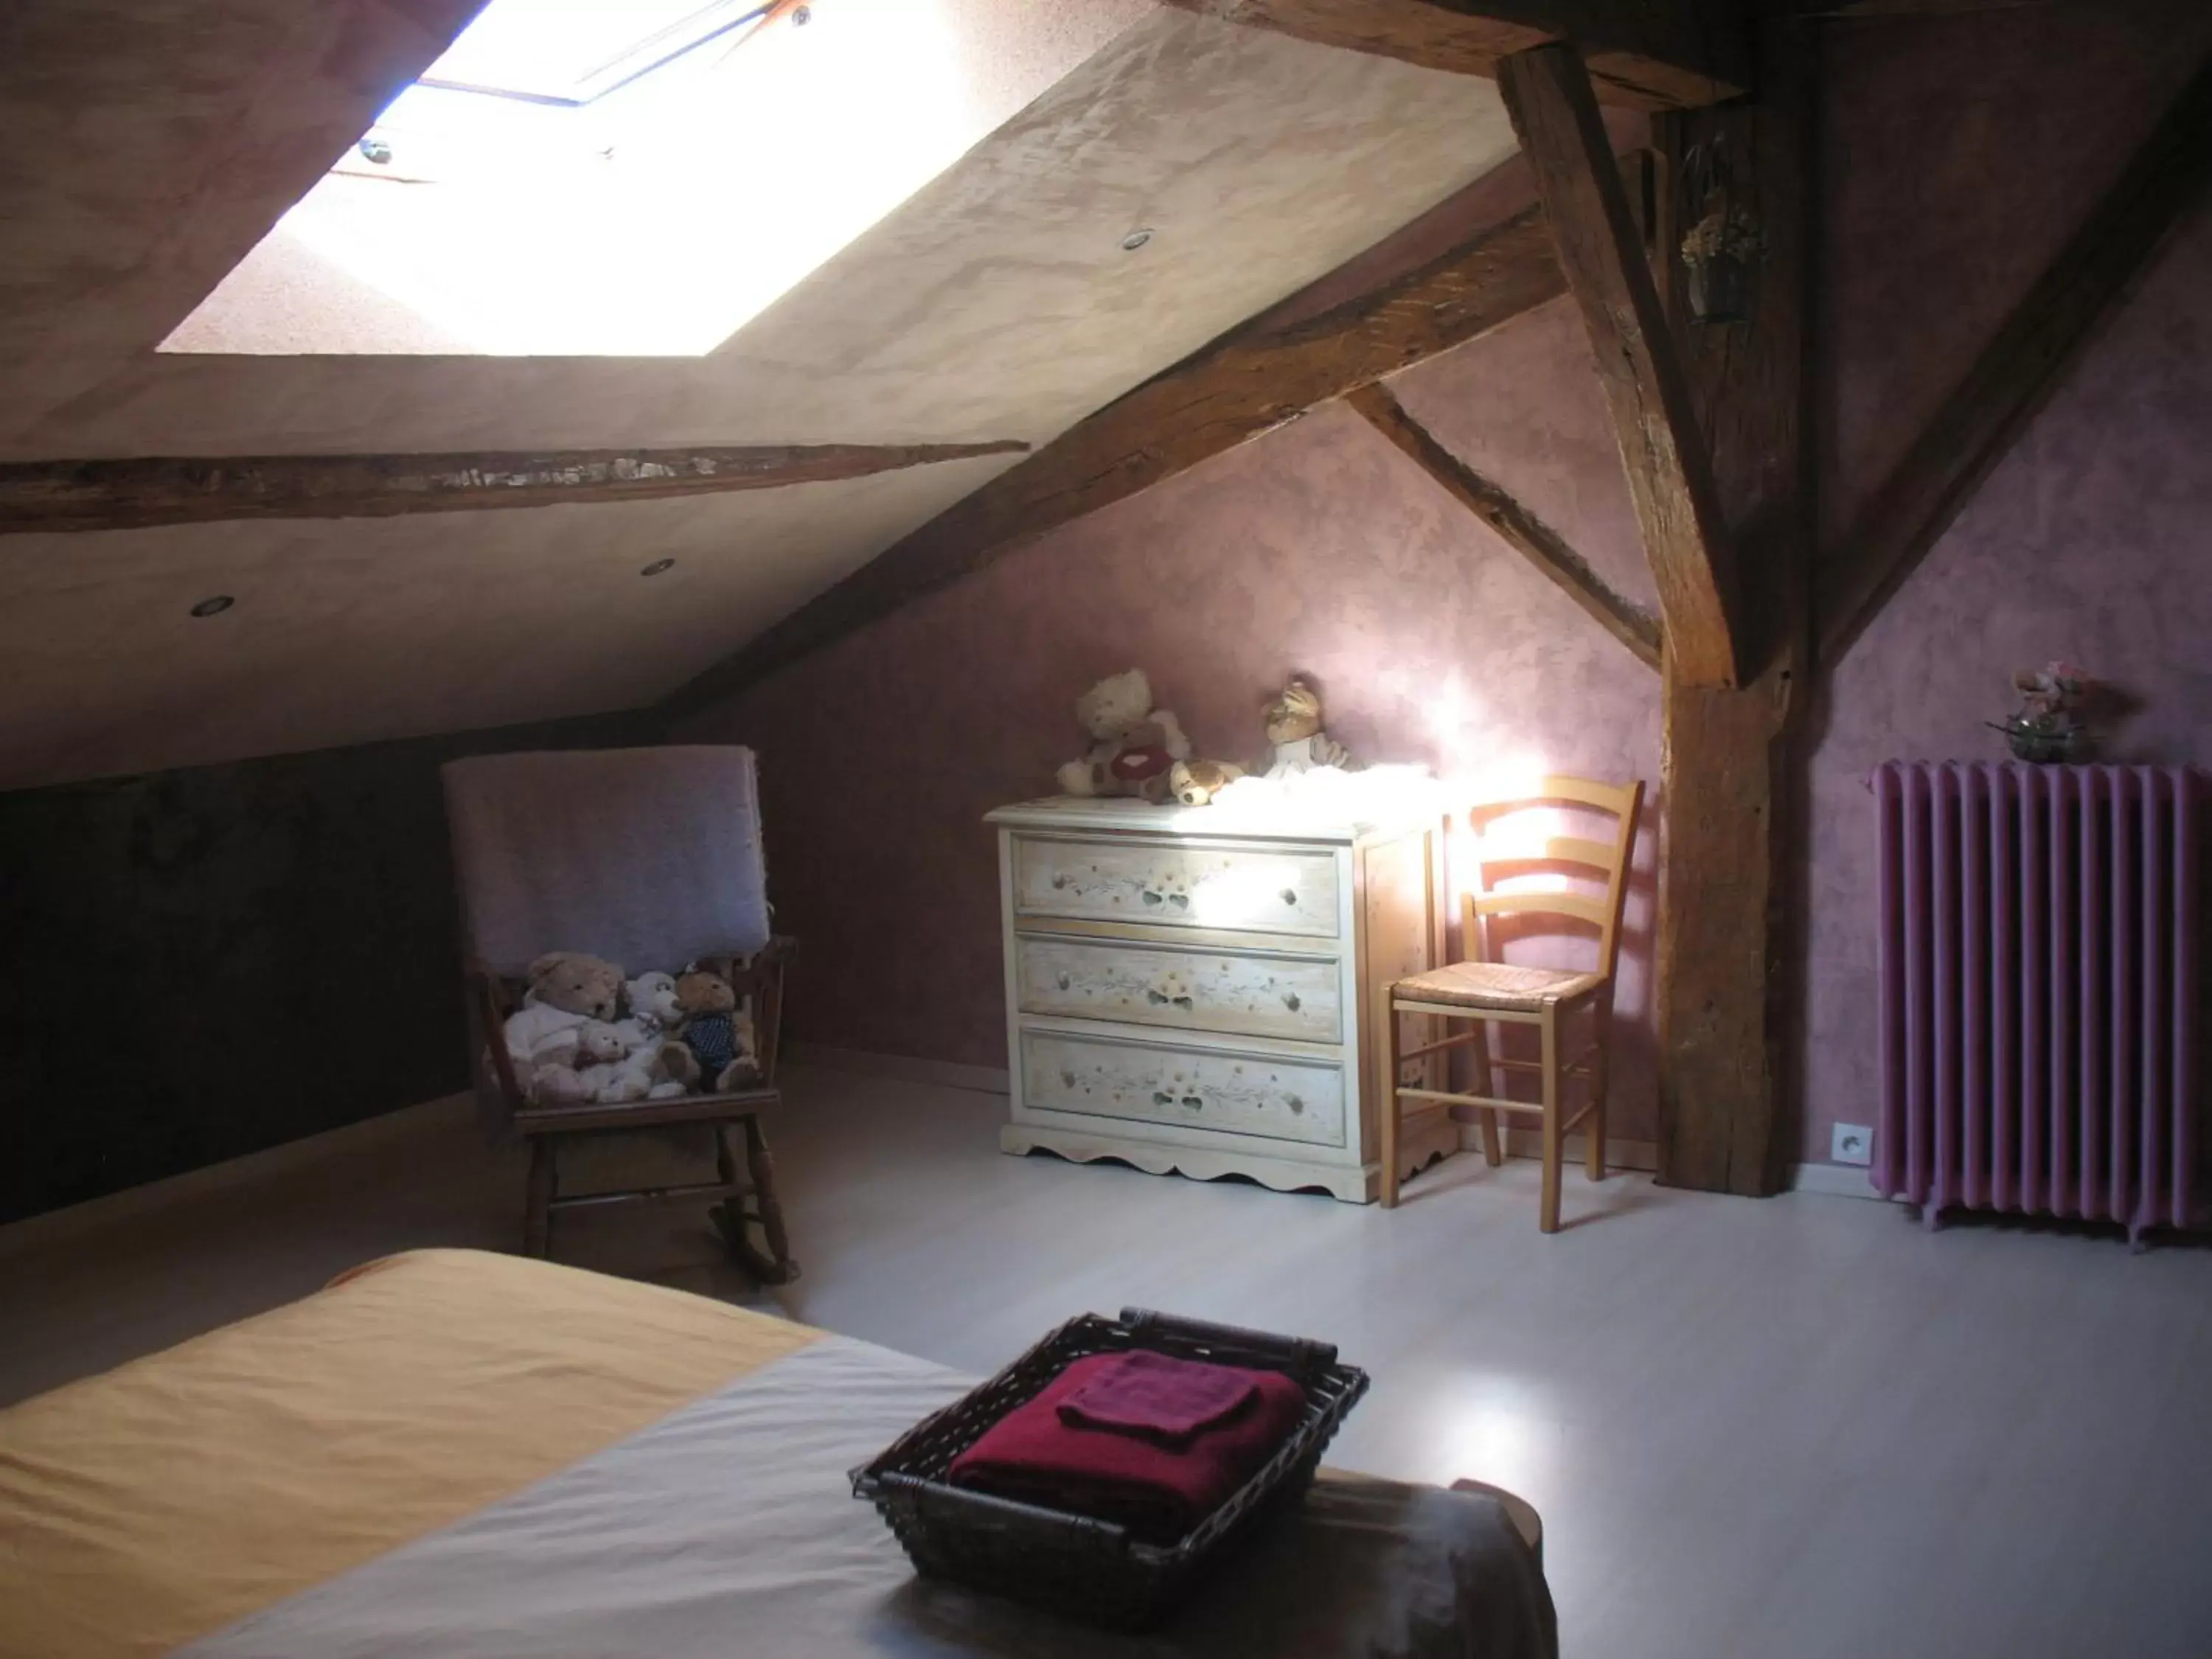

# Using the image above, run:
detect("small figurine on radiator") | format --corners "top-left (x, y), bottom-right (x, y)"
top-left (1260, 677), bottom-right (1351, 778)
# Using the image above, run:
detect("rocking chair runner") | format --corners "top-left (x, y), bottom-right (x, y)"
top-left (441, 745), bottom-right (798, 1282)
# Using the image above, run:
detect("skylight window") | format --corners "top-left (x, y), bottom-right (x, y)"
top-left (162, 0), bottom-right (992, 357)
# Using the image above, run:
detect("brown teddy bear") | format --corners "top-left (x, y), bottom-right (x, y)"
top-left (675, 968), bottom-right (762, 1093)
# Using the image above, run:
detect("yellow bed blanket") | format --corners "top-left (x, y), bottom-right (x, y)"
top-left (0, 1249), bottom-right (818, 1659)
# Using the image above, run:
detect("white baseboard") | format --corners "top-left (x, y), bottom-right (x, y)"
top-left (1787, 1162), bottom-right (1894, 1201)
top-left (0, 1093), bottom-right (477, 1259)
top-left (1453, 1120), bottom-right (1660, 1173)
top-left (786, 1043), bottom-right (1010, 1096)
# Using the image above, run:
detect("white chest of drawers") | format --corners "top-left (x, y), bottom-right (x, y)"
top-left (986, 796), bottom-right (1454, 1203)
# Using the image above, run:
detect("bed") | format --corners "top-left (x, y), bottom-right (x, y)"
top-left (0, 1249), bottom-right (1556, 1658)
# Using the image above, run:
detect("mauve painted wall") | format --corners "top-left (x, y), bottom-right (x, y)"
top-left (1800, 7), bottom-right (2212, 1165)
top-left (683, 303), bottom-right (1668, 1135)
top-left (686, 11), bottom-right (2212, 1169)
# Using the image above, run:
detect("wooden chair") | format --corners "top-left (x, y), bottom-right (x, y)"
top-left (442, 745), bottom-right (797, 1283)
top-left (1378, 774), bottom-right (1644, 1231)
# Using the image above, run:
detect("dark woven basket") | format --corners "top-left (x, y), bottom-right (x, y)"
top-left (850, 1307), bottom-right (1368, 1631)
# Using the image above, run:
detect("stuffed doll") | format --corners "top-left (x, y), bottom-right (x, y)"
top-left (675, 968), bottom-right (762, 1093)
top-left (1168, 757), bottom-right (1245, 805)
top-left (1260, 678), bottom-right (1351, 778)
top-left (1055, 669), bottom-right (1192, 803)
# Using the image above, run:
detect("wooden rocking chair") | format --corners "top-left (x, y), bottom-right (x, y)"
top-left (442, 745), bottom-right (798, 1283)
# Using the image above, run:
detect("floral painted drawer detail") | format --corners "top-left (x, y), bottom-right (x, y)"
top-left (1015, 935), bottom-right (1342, 1043)
top-left (1020, 1030), bottom-right (1347, 1147)
top-left (1011, 835), bottom-right (1339, 936)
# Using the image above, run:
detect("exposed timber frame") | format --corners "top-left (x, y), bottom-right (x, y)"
top-left (1816, 55), bottom-right (2212, 663)
top-left (1158, 0), bottom-right (1746, 110)
top-left (1498, 42), bottom-right (1745, 690)
top-left (667, 159), bottom-right (1652, 715)
top-left (1347, 381), bottom-right (1662, 670)
top-left (0, 441), bottom-right (1030, 535)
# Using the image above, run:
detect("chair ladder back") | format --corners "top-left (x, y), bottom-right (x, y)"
top-left (1461, 775), bottom-right (1646, 975)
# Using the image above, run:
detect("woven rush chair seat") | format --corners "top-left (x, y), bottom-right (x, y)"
top-left (1392, 961), bottom-right (1603, 1012)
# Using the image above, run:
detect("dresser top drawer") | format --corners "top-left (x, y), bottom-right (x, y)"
top-left (1009, 834), bottom-right (1340, 938)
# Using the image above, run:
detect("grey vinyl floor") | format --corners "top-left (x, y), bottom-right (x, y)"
top-left (4, 1062), bottom-right (2209, 1659)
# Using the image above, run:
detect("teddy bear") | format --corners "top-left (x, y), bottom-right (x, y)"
top-left (1055, 668), bottom-right (1192, 803)
top-left (501, 950), bottom-right (627, 1080)
top-left (1168, 757), bottom-right (1245, 806)
top-left (675, 968), bottom-right (762, 1093)
top-left (609, 970), bottom-right (701, 1093)
top-left (625, 970), bottom-right (684, 1033)
top-left (1261, 677), bottom-right (1351, 778)
top-left (527, 1019), bottom-right (627, 1107)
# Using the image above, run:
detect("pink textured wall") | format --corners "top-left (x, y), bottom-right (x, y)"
top-left (683, 303), bottom-right (1668, 1133)
top-left (1800, 8), bottom-right (2212, 1163)
top-left (685, 10), bottom-right (2212, 1170)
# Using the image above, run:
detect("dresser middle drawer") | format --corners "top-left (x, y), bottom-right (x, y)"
top-left (1015, 934), bottom-right (1343, 1044)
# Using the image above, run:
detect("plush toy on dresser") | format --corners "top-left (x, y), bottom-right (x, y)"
top-left (1055, 668), bottom-right (1192, 803)
top-left (1260, 678), bottom-right (1351, 777)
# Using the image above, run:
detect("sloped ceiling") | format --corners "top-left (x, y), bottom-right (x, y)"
top-left (0, 0), bottom-right (1519, 789)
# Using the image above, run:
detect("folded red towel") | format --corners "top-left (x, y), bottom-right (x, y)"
top-left (947, 1352), bottom-right (1308, 1543)
top-left (1056, 1350), bottom-right (1259, 1449)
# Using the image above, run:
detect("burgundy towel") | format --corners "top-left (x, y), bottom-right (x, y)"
top-left (947, 1352), bottom-right (1308, 1543)
top-left (1056, 1351), bottom-right (1260, 1449)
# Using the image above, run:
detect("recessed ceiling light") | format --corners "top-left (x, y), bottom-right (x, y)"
top-left (1120, 228), bottom-right (1153, 252)
top-left (189, 595), bottom-right (235, 617)
top-left (641, 558), bottom-right (675, 577)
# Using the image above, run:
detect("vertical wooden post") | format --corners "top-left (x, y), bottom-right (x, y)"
top-left (1651, 19), bottom-right (1815, 1196)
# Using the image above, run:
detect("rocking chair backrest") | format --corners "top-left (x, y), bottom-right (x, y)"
top-left (441, 745), bottom-right (772, 978)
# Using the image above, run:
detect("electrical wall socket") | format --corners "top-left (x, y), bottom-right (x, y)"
top-left (1831, 1122), bottom-right (1874, 1166)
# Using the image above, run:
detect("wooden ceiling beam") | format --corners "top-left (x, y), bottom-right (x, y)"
top-left (1500, 42), bottom-right (1745, 688)
top-left (1817, 55), bottom-right (2212, 663)
top-left (0, 441), bottom-right (1030, 535)
top-left (665, 166), bottom-right (1652, 714)
top-left (1348, 382), bottom-right (1662, 669)
top-left (1161, 0), bottom-right (1747, 109)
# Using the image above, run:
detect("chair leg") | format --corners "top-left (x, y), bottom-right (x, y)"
top-left (1586, 1000), bottom-right (1612, 1182)
top-left (524, 1137), bottom-right (555, 1259)
top-left (712, 1118), bottom-right (799, 1285)
top-left (1379, 990), bottom-right (1402, 1207)
top-left (1471, 1017), bottom-right (1504, 1168)
top-left (1539, 1008), bottom-right (1562, 1234)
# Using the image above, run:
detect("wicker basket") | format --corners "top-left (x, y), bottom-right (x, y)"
top-left (850, 1307), bottom-right (1368, 1630)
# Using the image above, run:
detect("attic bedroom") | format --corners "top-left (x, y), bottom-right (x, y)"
top-left (1, 2), bottom-right (2208, 1655)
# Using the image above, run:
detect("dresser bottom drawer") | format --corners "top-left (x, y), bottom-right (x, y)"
top-left (1018, 1028), bottom-right (1346, 1147)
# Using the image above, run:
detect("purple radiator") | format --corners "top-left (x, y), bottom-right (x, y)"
top-left (1873, 762), bottom-right (2201, 1245)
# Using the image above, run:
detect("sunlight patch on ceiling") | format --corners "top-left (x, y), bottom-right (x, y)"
top-left (161, 0), bottom-right (998, 358)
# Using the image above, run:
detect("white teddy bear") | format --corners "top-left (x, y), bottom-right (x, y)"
top-left (528, 1020), bottom-right (626, 1107)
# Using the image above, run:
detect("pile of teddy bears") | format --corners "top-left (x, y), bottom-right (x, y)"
top-left (500, 950), bottom-right (760, 1107)
top-left (1055, 668), bottom-right (1353, 806)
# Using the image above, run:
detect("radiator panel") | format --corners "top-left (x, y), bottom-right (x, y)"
top-left (1872, 762), bottom-right (2202, 1243)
